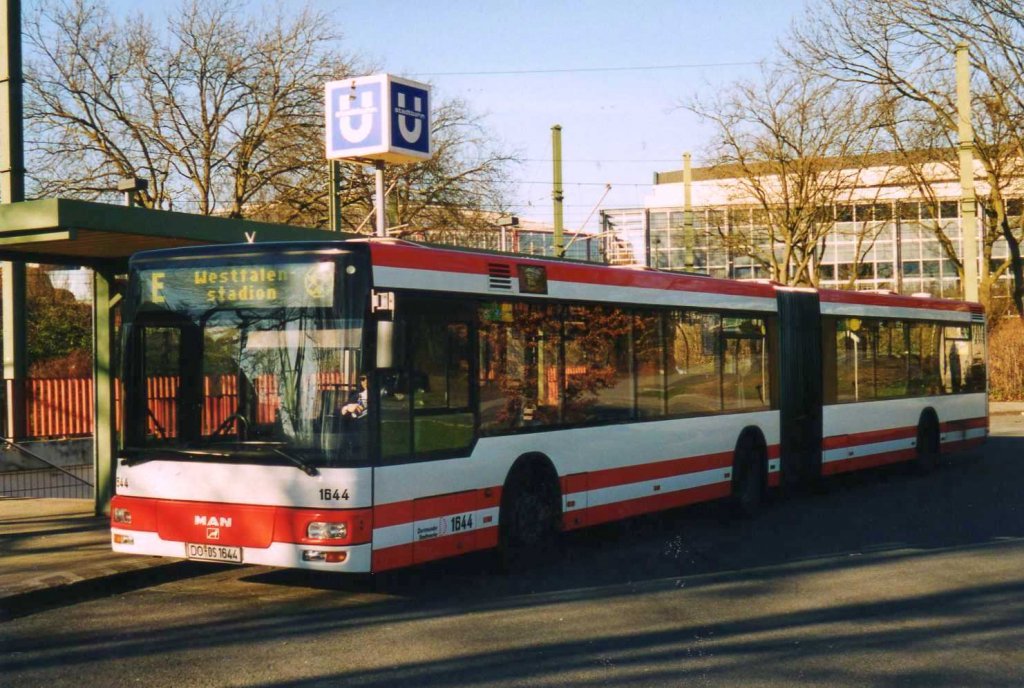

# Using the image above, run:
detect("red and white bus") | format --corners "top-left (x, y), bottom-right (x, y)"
top-left (110, 238), bottom-right (988, 572)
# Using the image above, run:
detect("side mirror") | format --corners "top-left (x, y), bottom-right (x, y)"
top-left (376, 320), bottom-right (394, 369)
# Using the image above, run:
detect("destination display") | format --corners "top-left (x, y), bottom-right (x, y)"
top-left (138, 261), bottom-right (336, 309)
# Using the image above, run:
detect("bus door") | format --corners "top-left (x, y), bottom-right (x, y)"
top-left (776, 288), bottom-right (823, 487)
top-left (375, 296), bottom-right (477, 566)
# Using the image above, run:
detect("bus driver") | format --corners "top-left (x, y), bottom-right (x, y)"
top-left (341, 375), bottom-right (369, 419)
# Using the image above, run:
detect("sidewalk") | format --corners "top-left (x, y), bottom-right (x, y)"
top-left (0, 497), bottom-right (178, 620)
top-left (2, 401), bottom-right (1022, 620)
top-left (990, 400), bottom-right (1024, 415)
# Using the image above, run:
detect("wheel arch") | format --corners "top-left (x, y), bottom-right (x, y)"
top-left (501, 452), bottom-right (562, 504)
top-left (734, 425), bottom-right (769, 470)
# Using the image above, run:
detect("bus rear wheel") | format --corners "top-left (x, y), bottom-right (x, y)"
top-left (730, 432), bottom-right (766, 518)
top-left (498, 465), bottom-right (561, 571)
top-left (915, 413), bottom-right (940, 474)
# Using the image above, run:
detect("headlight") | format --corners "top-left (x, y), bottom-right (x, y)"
top-left (307, 521), bottom-right (347, 540)
top-left (113, 507), bottom-right (132, 524)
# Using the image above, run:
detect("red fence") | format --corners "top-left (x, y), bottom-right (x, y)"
top-left (26, 378), bottom-right (96, 438)
top-left (23, 374), bottom-right (345, 440)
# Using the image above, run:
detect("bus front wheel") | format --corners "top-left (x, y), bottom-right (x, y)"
top-left (498, 462), bottom-right (561, 571)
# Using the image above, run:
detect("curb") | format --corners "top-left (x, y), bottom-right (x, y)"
top-left (0, 555), bottom-right (171, 599)
top-left (0, 560), bottom-right (214, 622)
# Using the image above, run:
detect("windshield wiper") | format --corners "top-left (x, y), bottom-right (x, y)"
top-left (194, 440), bottom-right (320, 477)
top-left (271, 446), bottom-right (319, 477)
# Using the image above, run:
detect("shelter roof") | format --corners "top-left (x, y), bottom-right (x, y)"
top-left (0, 198), bottom-right (347, 269)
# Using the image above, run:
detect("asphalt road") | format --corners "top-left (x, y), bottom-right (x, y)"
top-left (3, 413), bottom-right (1024, 687)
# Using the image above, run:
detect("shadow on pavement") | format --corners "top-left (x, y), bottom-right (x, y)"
top-left (3, 437), bottom-right (1023, 686)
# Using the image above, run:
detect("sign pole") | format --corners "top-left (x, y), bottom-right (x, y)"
top-left (328, 160), bottom-right (342, 232)
top-left (375, 160), bottom-right (386, 237)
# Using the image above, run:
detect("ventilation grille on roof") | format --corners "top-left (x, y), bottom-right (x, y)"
top-left (488, 263), bottom-right (514, 291)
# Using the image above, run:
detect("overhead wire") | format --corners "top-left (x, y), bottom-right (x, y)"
top-left (409, 60), bottom-right (764, 77)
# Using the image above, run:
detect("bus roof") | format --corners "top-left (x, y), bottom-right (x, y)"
top-left (127, 238), bottom-right (984, 322)
top-left (366, 239), bottom-right (983, 322)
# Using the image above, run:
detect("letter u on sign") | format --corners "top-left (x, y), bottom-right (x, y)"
top-left (390, 82), bottom-right (430, 154)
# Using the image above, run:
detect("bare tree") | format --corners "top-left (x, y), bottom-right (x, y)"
top-left (791, 0), bottom-right (1024, 316)
top-left (683, 64), bottom-right (882, 286)
top-left (24, 0), bottom-right (516, 235)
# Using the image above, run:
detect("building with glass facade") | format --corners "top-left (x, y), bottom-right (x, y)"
top-left (600, 159), bottom-right (1020, 300)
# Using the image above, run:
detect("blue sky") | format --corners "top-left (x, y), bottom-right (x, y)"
top-left (101, 0), bottom-right (807, 230)
top-left (329, 0), bottom-right (808, 230)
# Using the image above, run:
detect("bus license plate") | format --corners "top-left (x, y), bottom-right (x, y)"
top-left (185, 543), bottom-right (243, 564)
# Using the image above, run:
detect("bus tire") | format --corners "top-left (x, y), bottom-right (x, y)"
top-left (915, 411), bottom-right (941, 474)
top-left (730, 430), bottom-right (766, 518)
top-left (498, 458), bottom-right (561, 571)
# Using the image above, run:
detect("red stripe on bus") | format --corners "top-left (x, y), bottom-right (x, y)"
top-left (586, 482), bottom-right (732, 526)
top-left (373, 500), bottom-right (415, 529)
top-left (372, 544), bottom-right (412, 571)
top-left (586, 451), bottom-right (733, 491)
top-left (819, 288), bottom-right (974, 313)
top-left (370, 242), bottom-right (775, 298)
top-left (940, 417), bottom-right (988, 432)
top-left (822, 425), bottom-right (917, 450)
top-left (371, 525), bottom-right (501, 571)
top-left (272, 507), bottom-right (373, 546)
top-left (412, 489), bottom-right (500, 521)
top-left (373, 488), bottom-right (502, 529)
top-left (372, 482), bottom-right (733, 572)
top-left (821, 448), bottom-right (917, 475)
top-left (822, 416), bottom-right (987, 452)
top-left (373, 442), bottom-right (776, 535)
top-left (373, 450), bottom-right (733, 531)
top-left (112, 497), bottom-right (373, 546)
top-left (155, 500), bottom-right (276, 547)
top-left (110, 495), bottom-right (158, 532)
top-left (412, 525), bottom-right (501, 564)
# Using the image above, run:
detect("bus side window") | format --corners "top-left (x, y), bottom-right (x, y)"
top-left (408, 307), bottom-right (474, 456)
top-left (478, 302), bottom-right (561, 432)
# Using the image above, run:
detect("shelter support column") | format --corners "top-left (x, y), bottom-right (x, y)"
top-left (93, 268), bottom-right (117, 515)
top-left (2, 260), bottom-right (25, 439)
top-left (1, 0), bottom-right (27, 440)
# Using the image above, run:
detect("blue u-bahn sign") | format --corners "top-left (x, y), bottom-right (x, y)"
top-left (325, 74), bottom-right (431, 163)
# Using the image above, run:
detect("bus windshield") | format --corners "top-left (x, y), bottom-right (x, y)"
top-left (122, 253), bottom-right (369, 468)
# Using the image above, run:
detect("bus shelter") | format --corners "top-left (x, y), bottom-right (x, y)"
top-left (0, 198), bottom-right (347, 513)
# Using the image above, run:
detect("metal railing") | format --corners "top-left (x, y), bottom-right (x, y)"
top-left (0, 437), bottom-right (94, 499)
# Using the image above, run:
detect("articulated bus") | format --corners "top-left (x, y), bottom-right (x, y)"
top-left (110, 239), bottom-right (988, 572)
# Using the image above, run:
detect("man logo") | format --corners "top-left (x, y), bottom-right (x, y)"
top-left (194, 515), bottom-right (233, 528)
top-left (207, 527), bottom-right (221, 540)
